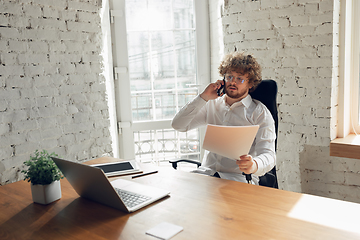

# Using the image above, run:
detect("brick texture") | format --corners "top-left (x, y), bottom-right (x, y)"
top-left (3, 0), bottom-right (358, 204)
top-left (0, 0), bottom-right (112, 185)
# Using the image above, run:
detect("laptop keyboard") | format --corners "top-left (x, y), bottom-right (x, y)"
top-left (115, 188), bottom-right (151, 208)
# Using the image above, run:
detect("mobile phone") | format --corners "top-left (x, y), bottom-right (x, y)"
top-left (217, 77), bottom-right (226, 96)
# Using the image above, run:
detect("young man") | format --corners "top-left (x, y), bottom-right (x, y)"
top-left (171, 52), bottom-right (276, 184)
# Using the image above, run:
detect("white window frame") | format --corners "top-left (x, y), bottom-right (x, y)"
top-left (105, 0), bottom-right (210, 160)
top-left (338, 0), bottom-right (360, 138)
top-left (350, 0), bottom-right (360, 134)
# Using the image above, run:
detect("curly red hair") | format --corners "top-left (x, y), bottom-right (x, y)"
top-left (218, 52), bottom-right (262, 92)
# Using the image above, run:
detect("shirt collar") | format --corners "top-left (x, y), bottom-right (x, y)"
top-left (224, 94), bottom-right (252, 108)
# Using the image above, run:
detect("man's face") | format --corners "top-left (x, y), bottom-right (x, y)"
top-left (224, 71), bottom-right (253, 99)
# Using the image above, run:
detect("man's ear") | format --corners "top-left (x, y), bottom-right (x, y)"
top-left (249, 82), bottom-right (254, 89)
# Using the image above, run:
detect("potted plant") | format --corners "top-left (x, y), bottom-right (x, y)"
top-left (22, 150), bottom-right (64, 204)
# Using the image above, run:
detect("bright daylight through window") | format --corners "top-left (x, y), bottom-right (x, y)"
top-left (125, 0), bottom-right (201, 162)
top-left (330, 0), bottom-right (360, 159)
top-left (350, 0), bottom-right (360, 134)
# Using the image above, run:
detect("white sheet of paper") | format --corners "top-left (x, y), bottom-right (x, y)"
top-left (202, 124), bottom-right (259, 160)
top-left (146, 222), bottom-right (183, 240)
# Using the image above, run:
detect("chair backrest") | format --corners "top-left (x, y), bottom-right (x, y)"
top-left (249, 79), bottom-right (278, 188)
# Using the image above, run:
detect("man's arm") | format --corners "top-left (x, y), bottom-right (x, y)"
top-left (251, 108), bottom-right (276, 176)
top-left (171, 95), bottom-right (207, 132)
top-left (236, 105), bottom-right (276, 176)
top-left (171, 80), bottom-right (224, 132)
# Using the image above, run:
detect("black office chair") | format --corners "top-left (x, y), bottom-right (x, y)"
top-left (170, 80), bottom-right (279, 188)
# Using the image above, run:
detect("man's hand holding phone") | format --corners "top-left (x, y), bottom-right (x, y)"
top-left (200, 78), bottom-right (225, 102)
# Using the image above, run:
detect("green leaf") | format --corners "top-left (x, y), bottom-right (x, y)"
top-left (22, 149), bottom-right (64, 185)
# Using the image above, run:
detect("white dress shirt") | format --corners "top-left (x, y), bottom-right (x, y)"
top-left (171, 94), bottom-right (276, 184)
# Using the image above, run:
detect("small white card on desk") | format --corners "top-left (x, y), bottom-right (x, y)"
top-left (146, 222), bottom-right (183, 240)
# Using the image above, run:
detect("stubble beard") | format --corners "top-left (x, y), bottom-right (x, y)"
top-left (226, 86), bottom-right (248, 99)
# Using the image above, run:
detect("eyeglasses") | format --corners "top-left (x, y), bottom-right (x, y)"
top-left (224, 74), bottom-right (248, 84)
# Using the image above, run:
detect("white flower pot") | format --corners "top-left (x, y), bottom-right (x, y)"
top-left (31, 180), bottom-right (62, 205)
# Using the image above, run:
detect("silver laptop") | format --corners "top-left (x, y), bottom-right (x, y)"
top-left (52, 157), bottom-right (170, 213)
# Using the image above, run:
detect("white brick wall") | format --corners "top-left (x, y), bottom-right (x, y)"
top-left (0, 0), bottom-right (112, 185)
top-left (209, 0), bottom-right (360, 203)
top-left (3, 0), bottom-right (357, 203)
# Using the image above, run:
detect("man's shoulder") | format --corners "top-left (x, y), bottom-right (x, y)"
top-left (251, 98), bottom-right (268, 111)
top-left (250, 99), bottom-right (273, 121)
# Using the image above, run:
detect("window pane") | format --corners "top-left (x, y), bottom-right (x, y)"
top-left (134, 128), bottom-right (200, 163)
top-left (175, 30), bottom-right (196, 88)
top-left (173, 0), bottom-right (194, 29)
top-left (358, 34), bottom-right (360, 125)
top-left (125, 0), bottom-right (199, 162)
top-left (126, 0), bottom-right (197, 122)
top-left (148, 0), bottom-right (172, 30)
top-left (128, 31), bottom-right (151, 91)
top-left (177, 89), bottom-right (197, 107)
top-left (154, 91), bottom-right (176, 120)
top-left (178, 129), bottom-right (199, 157)
top-left (131, 93), bottom-right (152, 121)
top-left (125, 0), bottom-right (148, 31)
top-left (152, 31), bottom-right (175, 90)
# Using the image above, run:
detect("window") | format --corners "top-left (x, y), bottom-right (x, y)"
top-left (351, 0), bottom-right (360, 133)
top-left (336, 0), bottom-right (360, 137)
top-left (108, 0), bottom-right (210, 163)
top-left (330, 0), bottom-right (360, 158)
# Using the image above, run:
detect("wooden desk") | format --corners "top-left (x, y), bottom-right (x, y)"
top-left (1, 157), bottom-right (360, 239)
